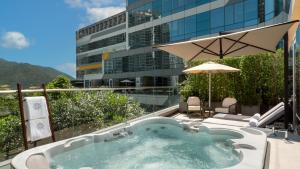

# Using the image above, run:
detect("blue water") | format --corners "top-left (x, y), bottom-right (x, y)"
top-left (50, 124), bottom-right (241, 169)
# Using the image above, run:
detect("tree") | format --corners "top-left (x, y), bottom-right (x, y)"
top-left (46, 75), bottom-right (72, 89)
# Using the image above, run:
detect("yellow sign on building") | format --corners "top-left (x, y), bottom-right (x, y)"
top-left (102, 52), bottom-right (110, 61)
top-left (77, 64), bottom-right (102, 71)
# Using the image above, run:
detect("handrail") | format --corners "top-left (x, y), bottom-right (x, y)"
top-left (0, 86), bottom-right (177, 94)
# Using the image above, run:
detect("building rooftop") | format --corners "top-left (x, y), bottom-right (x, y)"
top-left (76, 11), bottom-right (126, 39)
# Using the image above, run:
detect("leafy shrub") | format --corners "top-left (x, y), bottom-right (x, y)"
top-left (0, 115), bottom-right (22, 159)
top-left (180, 50), bottom-right (284, 106)
top-left (49, 91), bottom-right (145, 130)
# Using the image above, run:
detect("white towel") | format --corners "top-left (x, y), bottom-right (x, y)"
top-left (252, 113), bottom-right (261, 121)
top-left (248, 118), bottom-right (259, 127)
top-left (26, 118), bottom-right (52, 142)
top-left (23, 96), bottom-right (49, 120)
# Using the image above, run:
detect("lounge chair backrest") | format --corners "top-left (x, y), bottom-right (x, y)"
top-left (222, 97), bottom-right (237, 107)
top-left (260, 102), bottom-right (284, 120)
top-left (187, 97), bottom-right (201, 106)
top-left (258, 106), bottom-right (284, 127)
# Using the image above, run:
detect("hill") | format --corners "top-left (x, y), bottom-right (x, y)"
top-left (0, 58), bottom-right (74, 89)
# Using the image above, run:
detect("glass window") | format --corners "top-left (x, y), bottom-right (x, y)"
top-left (170, 18), bottom-right (185, 42)
top-left (172, 0), bottom-right (185, 13)
top-left (225, 5), bottom-right (234, 25)
top-left (128, 3), bottom-right (152, 27)
top-left (234, 3), bottom-right (243, 23)
top-left (196, 12), bottom-right (210, 36)
top-left (162, 0), bottom-right (173, 16)
top-left (79, 54), bottom-right (102, 66)
top-left (152, 0), bottom-right (162, 19)
top-left (185, 15), bottom-right (197, 39)
top-left (210, 7), bottom-right (224, 33)
top-left (265, 0), bottom-right (275, 21)
top-left (244, 0), bottom-right (258, 26)
top-left (185, 0), bottom-right (211, 9)
top-left (128, 0), bottom-right (138, 5)
top-left (154, 23), bottom-right (172, 44)
top-left (77, 33), bottom-right (126, 53)
top-left (129, 28), bottom-right (153, 49)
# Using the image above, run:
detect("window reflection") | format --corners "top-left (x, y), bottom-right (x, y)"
top-left (128, 0), bottom-right (284, 49)
top-left (104, 51), bottom-right (184, 74)
top-left (77, 33), bottom-right (126, 53)
top-left (78, 54), bottom-right (102, 66)
top-left (129, 0), bottom-right (212, 27)
top-left (265, 0), bottom-right (275, 21)
top-left (129, 28), bottom-right (153, 49)
top-left (210, 7), bottom-right (225, 33)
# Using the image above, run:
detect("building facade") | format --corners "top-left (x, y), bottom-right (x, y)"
top-left (76, 0), bottom-right (291, 88)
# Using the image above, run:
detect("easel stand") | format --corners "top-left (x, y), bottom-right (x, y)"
top-left (17, 83), bottom-right (56, 150)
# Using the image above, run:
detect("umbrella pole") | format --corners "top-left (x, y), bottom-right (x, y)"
top-left (209, 73), bottom-right (211, 108)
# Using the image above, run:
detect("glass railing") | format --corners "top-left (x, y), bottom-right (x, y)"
top-left (0, 87), bottom-right (179, 162)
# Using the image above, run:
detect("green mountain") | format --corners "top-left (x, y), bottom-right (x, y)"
top-left (0, 58), bottom-right (74, 89)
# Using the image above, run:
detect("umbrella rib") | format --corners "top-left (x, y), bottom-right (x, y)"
top-left (189, 39), bottom-right (219, 61)
top-left (202, 51), bottom-right (220, 56)
top-left (224, 37), bottom-right (276, 53)
top-left (223, 32), bottom-right (248, 55)
top-left (192, 42), bottom-right (219, 56)
top-left (225, 44), bottom-right (249, 56)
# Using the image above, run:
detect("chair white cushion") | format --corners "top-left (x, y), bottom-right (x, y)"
top-left (188, 106), bottom-right (201, 111)
top-left (222, 98), bottom-right (237, 107)
top-left (215, 107), bottom-right (229, 113)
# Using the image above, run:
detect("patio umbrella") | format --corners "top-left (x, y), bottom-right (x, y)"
top-left (183, 61), bottom-right (240, 108)
top-left (156, 20), bottom-right (300, 127)
top-left (120, 79), bottom-right (134, 86)
top-left (120, 79), bottom-right (133, 83)
top-left (156, 20), bottom-right (299, 61)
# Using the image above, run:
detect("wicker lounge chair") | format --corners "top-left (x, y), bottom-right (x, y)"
top-left (187, 96), bottom-right (203, 115)
top-left (214, 97), bottom-right (237, 114)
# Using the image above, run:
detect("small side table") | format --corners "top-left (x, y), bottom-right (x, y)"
top-left (204, 107), bottom-right (214, 118)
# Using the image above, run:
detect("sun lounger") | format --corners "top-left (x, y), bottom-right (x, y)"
top-left (213, 114), bottom-right (251, 122)
top-left (212, 102), bottom-right (284, 122)
top-left (204, 103), bottom-right (285, 127)
top-left (203, 118), bottom-right (249, 127)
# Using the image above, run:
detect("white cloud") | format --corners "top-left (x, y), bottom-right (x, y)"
top-left (1, 32), bottom-right (30, 49)
top-left (65, 0), bottom-right (125, 25)
top-left (56, 63), bottom-right (76, 77)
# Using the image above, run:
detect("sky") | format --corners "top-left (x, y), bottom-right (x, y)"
top-left (0, 0), bottom-right (126, 77)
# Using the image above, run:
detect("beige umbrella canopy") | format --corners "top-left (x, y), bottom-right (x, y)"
top-left (184, 61), bottom-right (240, 108)
top-left (157, 21), bottom-right (299, 61)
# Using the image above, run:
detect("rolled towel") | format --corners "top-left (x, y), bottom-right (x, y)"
top-left (252, 113), bottom-right (261, 121)
top-left (249, 118), bottom-right (259, 127)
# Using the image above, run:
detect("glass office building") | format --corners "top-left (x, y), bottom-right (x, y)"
top-left (76, 0), bottom-right (291, 88)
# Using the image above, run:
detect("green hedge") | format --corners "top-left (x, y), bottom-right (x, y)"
top-left (180, 50), bottom-right (284, 106)
top-left (0, 115), bottom-right (22, 159)
top-left (49, 90), bottom-right (145, 130)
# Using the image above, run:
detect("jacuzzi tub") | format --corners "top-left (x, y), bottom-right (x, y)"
top-left (11, 117), bottom-right (267, 169)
